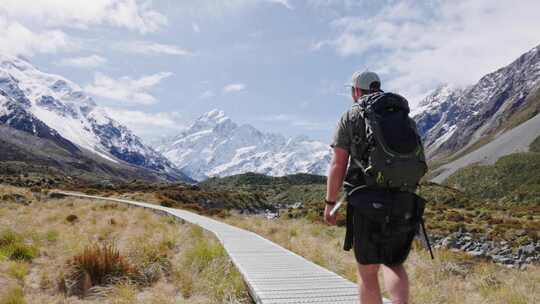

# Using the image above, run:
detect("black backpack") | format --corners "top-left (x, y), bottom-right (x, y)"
top-left (351, 92), bottom-right (428, 192)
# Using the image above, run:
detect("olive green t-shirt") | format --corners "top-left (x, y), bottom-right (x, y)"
top-left (330, 103), bottom-right (366, 188)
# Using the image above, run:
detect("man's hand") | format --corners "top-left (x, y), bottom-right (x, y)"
top-left (324, 203), bottom-right (337, 226)
top-left (325, 147), bottom-right (348, 226)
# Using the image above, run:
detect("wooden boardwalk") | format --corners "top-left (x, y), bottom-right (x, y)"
top-left (54, 191), bottom-right (391, 304)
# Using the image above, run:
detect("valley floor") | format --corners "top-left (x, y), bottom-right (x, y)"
top-left (2, 184), bottom-right (539, 304)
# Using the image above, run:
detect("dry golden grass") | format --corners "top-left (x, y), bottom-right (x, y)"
top-left (0, 184), bottom-right (250, 304)
top-left (222, 214), bottom-right (540, 304)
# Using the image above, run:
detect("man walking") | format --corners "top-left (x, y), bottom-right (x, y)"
top-left (324, 71), bottom-right (427, 304)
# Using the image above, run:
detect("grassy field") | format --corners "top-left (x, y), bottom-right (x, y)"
top-left (0, 185), bottom-right (250, 304)
top-left (66, 172), bottom-right (539, 252)
top-left (222, 214), bottom-right (540, 304)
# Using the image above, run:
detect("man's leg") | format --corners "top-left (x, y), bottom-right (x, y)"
top-left (356, 263), bottom-right (382, 304)
top-left (382, 264), bottom-right (409, 304)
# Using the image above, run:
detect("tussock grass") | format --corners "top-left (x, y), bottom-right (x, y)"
top-left (0, 286), bottom-right (25, 304)
top-left (170, 226), bottom-right (248, 303)
top-left (60, 243), bottom-right (137, 297)
top-left (7, 262), bottom-right (29, 282)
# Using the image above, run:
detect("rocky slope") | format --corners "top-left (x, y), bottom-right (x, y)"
top-left (431, 113), bottom-right (540, 183)
top-left (414, 44), bottom-right (540, 163)
top-left (0, 55), bottom-right (191, 182)
top-left (154, 110), bottom-right (332, 181)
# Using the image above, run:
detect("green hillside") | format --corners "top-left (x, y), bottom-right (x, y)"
top-left (531, 134), bottom-right (540, 152)
top-left (201, 173), bottom-right (332, 223)
top-left (201, 172), bottom-right (326, 188)
top-left (444, 137), bottom-right (540, 204)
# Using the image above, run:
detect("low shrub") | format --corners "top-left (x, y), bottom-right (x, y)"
top-left (83, 189), bottom-right (100, 195)
top-left (182, 203), bottom-right (203, 213)
top-left (0, 230), bottom-right (38, 261)
top-left (65, 214), bottom-right (78, 223)
top-left (159, 199), bottom-right (175, 208)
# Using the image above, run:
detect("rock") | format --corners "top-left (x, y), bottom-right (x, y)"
top-left (441, 236), bottom-right (457, 248)
top-left (469, 250), bottom-right (486, 258)
top-left (460, 242), bottom-right (474, 251)
top-left (291, 202), bottom-right (303, 209)
top-left (520, 244), bottom-right (536, 255)
top-left (493, 255), bottom-right (514, 265)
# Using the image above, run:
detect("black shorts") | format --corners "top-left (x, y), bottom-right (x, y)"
top-left (344, 189), bottom-right (424, 266)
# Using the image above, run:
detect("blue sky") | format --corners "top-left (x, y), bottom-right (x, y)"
top-left (1, 0), bottom-right (540, 142)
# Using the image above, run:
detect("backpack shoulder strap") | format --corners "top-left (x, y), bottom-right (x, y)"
top-left (349, 103), bottom-right (367, 159)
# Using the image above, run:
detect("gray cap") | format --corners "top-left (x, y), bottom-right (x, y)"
top-left (349, 71), bottom-right (381, 90)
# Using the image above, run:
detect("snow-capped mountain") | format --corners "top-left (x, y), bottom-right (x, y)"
top-left (0, 55), bottom-right (191, 182)
top-left (414, 44), bottom-right (540, 161)
top-left (154, 109), bottom-right (332, 181)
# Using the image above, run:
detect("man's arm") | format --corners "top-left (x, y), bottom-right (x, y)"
top-left (326, 147), bottom-right (349, 202)
top-left (324, 147), bottom-right (349, 225)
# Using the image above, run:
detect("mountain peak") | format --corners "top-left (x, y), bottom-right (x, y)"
top-left (200, 109), bottom-right (227, 122)
top-left (0, 53), bottom-right (191, 182)
top-left (413, 43), bottom-right (540, 161)
top-left (418, 84), bottom-right (455, 106)
top-left (187, 109), bottom-right (234, 134)
top-left (156, 109), bottom-right (331, 181)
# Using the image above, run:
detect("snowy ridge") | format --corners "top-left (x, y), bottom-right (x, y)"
top-left (0, 54), bottom-right (190, 181)
top-left (413, 44), bottom-right (540, 160)
top-left (155, 110), bottom-right (332, 181)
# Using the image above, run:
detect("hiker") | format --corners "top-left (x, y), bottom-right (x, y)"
top-left (324, 71), bottom-right (428, 304)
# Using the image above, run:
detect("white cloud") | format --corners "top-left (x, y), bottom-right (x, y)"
top-left (0, 0), bottom-right (167, 57)
top-left (115, 40), bottom-right (194, 56)
top-left (316, 0), bottom-right (540, 106)
top-left (104, 107), bottom-right (186, 137)
top-left (199, 90), bottom-right (216, 99)
top-left (192, 23), bottom-right (200, 33)
top-left (0, 17), bottom-right (74, 57)
top-left (306, 0), bottom-right (363, 9)
top-left (171, 0), bottom-right (293, 17)
top-left (57, 55), bottom-right (107, 68)
top-left (0, 0), bottom-right (167, 34)
top-left (223, 83), bottom-right (246, 94)
top-left (261, 113), bottom-right (330, 130)
top-left (267, 0), bottom-right (294, 10)
top-left (85, 72), bottom-right (173, 105)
